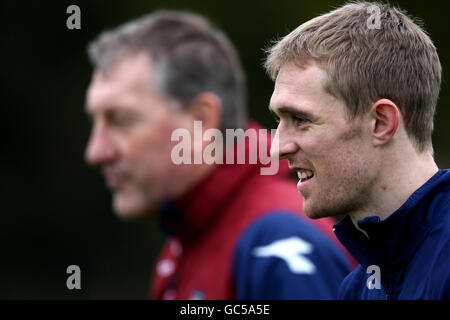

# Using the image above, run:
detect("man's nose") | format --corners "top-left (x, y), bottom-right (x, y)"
top-left (270, 124), bottom-right (298, 160)
top-left (85, 123), bottom-right (117, 166)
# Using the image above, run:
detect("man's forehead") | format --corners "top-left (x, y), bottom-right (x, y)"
top-left (268, 61), bottom-right (348, 125)
top-left (270, 61), bottom-right (328, 108)
top-left (95, 53), bottom-right (152, 88)
top-left (276, 61), bottom-right (326, 89)
top-left (86, 79), bottom-right (132, 113)
top-left (86, 54), bottom-right (153, 113)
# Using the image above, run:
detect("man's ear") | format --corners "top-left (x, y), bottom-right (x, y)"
top-left (186, 92), bottom-right (222, 131)
top-left (369, 98), bottom-right (400, 147)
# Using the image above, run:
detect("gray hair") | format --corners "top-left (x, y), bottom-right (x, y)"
top-left (87, 10), bottom-right (247, 132)
top-left (265, 1), bottom-right (441, 152)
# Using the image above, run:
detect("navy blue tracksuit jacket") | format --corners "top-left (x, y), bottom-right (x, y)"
top-left (334, 169), bottom-right (450, 299)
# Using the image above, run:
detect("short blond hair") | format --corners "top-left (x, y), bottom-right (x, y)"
top-left (265, 1), bottom-right (441, 152)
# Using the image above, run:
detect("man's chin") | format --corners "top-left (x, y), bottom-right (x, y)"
top-left (112, 193), bottom-right (156, 220)
top-left (302, 201), bottom-right (331, 220)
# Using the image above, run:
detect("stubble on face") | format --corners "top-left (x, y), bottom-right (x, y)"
top-left (303, 119), bottom-right (377, 220)
top-left (271, 60), bottom-right (385, 224)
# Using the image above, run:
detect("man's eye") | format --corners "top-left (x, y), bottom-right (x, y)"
top-left (109, 114), bottom-right (138, 127)
top-left (293, 117), bottom-right (309, 127)
top-left (113, 117), bottom-right (131, 125)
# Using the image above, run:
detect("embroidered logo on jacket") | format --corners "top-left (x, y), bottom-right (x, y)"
top-left (253, 236), bottom-right (316, 274)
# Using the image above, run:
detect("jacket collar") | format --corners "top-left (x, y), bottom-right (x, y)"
top-left (333, 169), bottom-right (448, 269)
top-left (158, 121), bottom-right (291, 243)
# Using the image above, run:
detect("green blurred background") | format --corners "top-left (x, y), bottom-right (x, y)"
top-left (1, 0), bottom-right (449, 299)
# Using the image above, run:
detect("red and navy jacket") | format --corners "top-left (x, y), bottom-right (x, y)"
top-left (150, 122), bottom-right (354, 300)
top-left (335, 169), bottom-right (450, 299)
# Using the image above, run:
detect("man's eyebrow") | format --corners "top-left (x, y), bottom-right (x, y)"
top-left (85, 103), bottom-right (131, 116)
top-left (269, 105), bottom-right (314, 119)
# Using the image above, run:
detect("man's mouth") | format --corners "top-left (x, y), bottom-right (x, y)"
top-left (103, 167), bottom-right (127, 189)
top-left (297, 169), bottom-right (314, 183)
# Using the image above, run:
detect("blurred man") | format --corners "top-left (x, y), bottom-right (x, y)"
top-left (265, 1), bottom-right (449, 299)
top-left (85, 10), bottom-right (352, 299)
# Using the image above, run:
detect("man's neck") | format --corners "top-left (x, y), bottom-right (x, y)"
top-left (350, 150), bottom-right (438, 231)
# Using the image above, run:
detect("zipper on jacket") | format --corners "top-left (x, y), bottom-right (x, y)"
top-left (383, 269), bottom-right (393, 300)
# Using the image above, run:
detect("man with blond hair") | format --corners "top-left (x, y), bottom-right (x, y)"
top-left (265, 1), bottom-right (449, 299)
